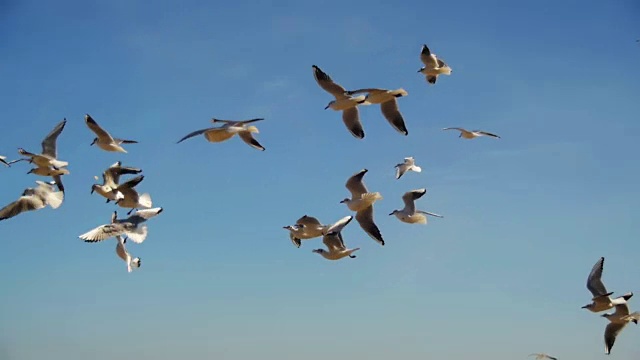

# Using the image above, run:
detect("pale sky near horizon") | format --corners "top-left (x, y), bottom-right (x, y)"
top-left (1, 0), bottom-right (640, 359)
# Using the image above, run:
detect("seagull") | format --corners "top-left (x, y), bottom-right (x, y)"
top-left (26, 165), bottom-right (68, 193)
top-left (528, 354), bottom-right (558, 360)
top-left (418, 44), bottom-right (452, 84)
top-left (177, 118), bottom-right (266, 151)
top-left (582, 257), bottom-right (633, 313)
top-left (91, 161), bottom-right (143, 203)
top-left (312, 215), bottom-right (360, 261)
top-left (115, 236), bottom-right (142, 273)
top-left (389, 188), bottom-right (443, 224)
top-left (78, 207), bottom-right (164, 244)
top-left (85, 114), bottom-right (139, 153)
top-left (113, 175), bottom-right (152, 215)
top-left (283, 215), bottom-right (330, 248)
top-left (312, 65), bottom-right (371, 139)
top-left (395, 156), bottom-right (422, 180)
top-left (343, 88), bottom-right (409, 135)
top-left (340, 168), bottom-right (384, 246)
top-left (17, 118), bottom-right (69, 169)
top-left (0, 180), bottom-right (64, 221)
top-left (442, 127), bottom-right (501, 139)
top-left (602, 301), bottom-right (640, 355)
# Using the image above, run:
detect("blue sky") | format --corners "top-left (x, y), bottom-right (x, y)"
top-left (1, 0), bottom-right (639, 359)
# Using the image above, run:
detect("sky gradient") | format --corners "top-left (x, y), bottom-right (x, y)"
top-left (1, 0), bottom-right (640, 359)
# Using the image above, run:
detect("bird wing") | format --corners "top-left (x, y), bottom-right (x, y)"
top-left (420, 44), bottom-right (438, 67)
top-left (325, 215), bottom-right (354, 234)
top-left (476, 131), bottom-right (501, 138)
top-left (110, 165), bottom-right (143, 186)
top-left (345, 169), bottom-right (369, 198)
top-left (238, 131), bottom-right (266, 151)
top-left (296, 215), bottom-right (323, 228)
top-left (0, 195), bottom-right (46, 221)
top-left (604, 322), bottom-right (627, 355)
top-left (322, 233), bottom-right (346, 252)
top-left (344, 88), bottom-right (385, 96)
top-left (355, 206), bottom-right (384, 245)
top-left (380, 98), bottom-right (408, 135)
top-left (85, 114), bottom-right (114, 141)
top-left (79, 224), bottom-right (124, 242)
top-left (586, 257), bottom-right (608, 297)
top-left (211, 118), bottom-right (264, 125)
top-left (41, 119), bottom-right (67, 158)
top-left (115, 236), bottom-right (130, 262)
top-left (122, 207), bottom-right (163, 226)
top-left (402, 189), bottom-right (427, 214)
top-left (312, 65), bottom-right (347, 98)
top-left (176, 128), bottom-right (216, 144)
top-left (442, 127), bottom-right (465, 132)
top-left (436, 58), bottom-right (449, 68)
top-left (342, 107), bottom-right (365, 139)
top-left (117, 175), bottom-right (144, 190)
top-left (613, 302), bottom-right (631, 316)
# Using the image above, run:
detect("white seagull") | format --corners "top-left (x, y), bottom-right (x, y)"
top-left (91, 161), bottom-right (143, 203)
top-left (602, 301), bottom-right (640, 355)
top-left (312, 65), bottom-right (370, 139)
top-left (312, 215), bottom-right (360, 261)
top-left (177, 118), bottom-right (266, 151)
top-left (340, 168), bottom-right (384, 246)
top-left (418, 44), bottom-right (452, 85)
top-left (17, 118), bottom-right (69, 169)
top-left (115, 236), bottom-right (142, 273)
top-left (283, 215), bottom-right (330, 248)
top-left (85, 114), bottom-right (139, 153)
top-left (443, 127), bottom-right (500, 139)
top-left (79, 207), bottom-right (164, 244)
top-left (344, 88), bottom-right (409, 135)
top-left (0, 180), bottom-right (64, 221)
top-left (389, 188), bottom-right (443, 224)
top-left (394, 156), bottom-right (422, 179)
top-left (582, 257), bottom-right (633, 313)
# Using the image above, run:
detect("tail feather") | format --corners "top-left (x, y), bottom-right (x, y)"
top-left (361, 192), bottom-right (383, 202)
top-left (46, 191), bottom-right (65, 209)
top-left (138, 193), bottom-right (152, 208)
top-left (411, 165), bottom-right (422, 173)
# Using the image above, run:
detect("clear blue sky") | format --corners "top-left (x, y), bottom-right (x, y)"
top-left (1, 0), bottom-right (639, 359)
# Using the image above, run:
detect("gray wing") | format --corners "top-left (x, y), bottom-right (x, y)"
top-left (402, 189), bottom-right (427, 214)
top-left (420, 44), bottom-right (437, 67)
top-left (0, 156), bottom-right (9, 167)
top-left (122, 207), bottom-right (163, 226)
top-left (587, 257), bottom-right (608, 297)
top-left (437, 58), bottom-right (449, 68)
top-left (212, 118), bottom-right (264, 125)
top-left (110, 165), bottom-right (143, 185)
top-left (342, 107), bottom-right (365, 139)
top-left (176, 128), bottom-right (215, 144)
top-left (355, 206), bottom-right (384, 246)
top-left (41, 119), bottom-right (67, 158)
top-left (0, 195), bottom-right (46, 221)
top-left (238, 131), bottom-right (266, 151)
top-left (52, 174), bottom-right (65, 193)
top-left (296, 215), bottom-right (322, 227)
top-left (345, 168), bottom-right (369, 198)
top-left (117, 175), bottom-right (145, 190)
top-left (344, 88), bottom-right (385, 96)
top-left (613, 302), bottom-right (631, 316)
top-left (476, 130), bottom-right (500, 138)
top-left (312, 65), bottom-right (347, 98)
top-left (380, 99), bottom-right (408, 135)
top-left (604, 322), bottom-right (627, 355)
top-left (325, 215), bottom-right (353, 234)
top-left (84, 114), bottom-right (113, 141)
top-left (322, 233), bottom-right (346, 252)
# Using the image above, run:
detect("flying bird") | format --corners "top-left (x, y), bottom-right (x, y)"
top-left (389, 188), bottom-right (443, 224)
top-left (78, 207), bottom-right (164, 244)
top-left (340, 168), bottom-right (384, 246)
top-left (17, 118), bottom-right (69, 169)
top-left (91, 161), bottom-right (143, 203)
top-left (312, 65), bottom-right (370, 139)
top-left (312, 215), bottom-right (360, 261)
top-left (26, 165), bottom-right (68, 193)
top-left (115, 236), bottom-right (142, 273)
top-left (0, 180), bottom-right (64, 221)
top-left (442, 127), bottom-right (501, 139)
top-left (418, 44), bottom-right (452, 84)
top-left (283, 215), bottom-right (330, 248)
top-left (112, 175), bottom-right (152, 215)
top-left (85, 114), bottom-right (139, 153)
top-left (177, 118), bottom-right (266, 151)
top-left (394, 156), bottom-right (422, 179)
top-left (582, 257), bottom-right (633, 313)
top-left (344, 88), bottom-right (409, 135)
top-left (602, 301), bottom-right (640, 355)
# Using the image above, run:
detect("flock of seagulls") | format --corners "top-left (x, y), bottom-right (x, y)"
top-left (0, 43), bottom-right (634, 356)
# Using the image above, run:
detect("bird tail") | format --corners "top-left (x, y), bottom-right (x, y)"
top-left (438, 66), bottom-right (452, 75)
top-left (130, 257), bottom-right (141, 272)
top-left (51, 159), bottom-right (69, 168)
top-left (411, 165), bottom-right (422, 173)
top-left (46, 191), bottom-right (65, 209)
top-left (361, 192), bottom-right (383, 202)
top-left (138, 193), bottom-right (153, 208)
top-left (392, 88), bottom-right (409, 97)
top-left (125, 224), bottom-right (148, 244)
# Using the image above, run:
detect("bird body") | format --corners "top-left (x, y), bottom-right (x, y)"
top-left (389, 188), bottom-right (443, 224)
top-left (85, 114), bottom-right (138, 153)
top-left (418, 44), bottom-right (452, 84)
top-left (340, 168), bottom-right (384, 246)
top-left (395, 156), bottom-right (422, 179)
top-left (283, 215), bottom-right (330, 248)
